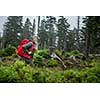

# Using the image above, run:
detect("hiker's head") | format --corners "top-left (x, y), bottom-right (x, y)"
top-left (32, 35), bottom-right (39, 43)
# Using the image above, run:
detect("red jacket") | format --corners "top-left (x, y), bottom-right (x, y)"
top-left (17, 39), bottom-right (35, 60)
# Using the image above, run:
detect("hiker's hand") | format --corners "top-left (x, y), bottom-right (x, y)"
top-left (28, 51), bottom-right (32, 54)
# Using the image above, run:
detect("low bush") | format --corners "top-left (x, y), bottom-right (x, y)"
top-left (47, 59), bottom-right (59, 67)
top-left (4, 46), bottom-right (16, 55)
top-left (0, 54), bottom-right (100, 83)
top-left (70, 50), bottom-right (81, 56)
top-left (55, 50), bottom-right (62, 57)
top-left (64, 52), bottom-right (71, 57)
top-left (34, 54), bottom-right (45, 66)
top-left (38, 49), bottom-right (50, 58)
top-left (0, 50), bottom-right (8, 57)
top-left (0, 60), bottom-right (33, 82)
top-left (64, 50), bottom-right (83, 58)
top-left (0, 46), bottom-right (16, 57)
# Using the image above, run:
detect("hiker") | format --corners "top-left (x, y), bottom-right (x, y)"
top-left (17, 35), bottom-right (39, 66)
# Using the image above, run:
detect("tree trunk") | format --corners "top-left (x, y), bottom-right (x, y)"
top-left (86, 32), bottom-right (90, 58)
top-left (76, 16), bottom-right (80, 50)
top-left (38, 16), bottom-right (40, 34)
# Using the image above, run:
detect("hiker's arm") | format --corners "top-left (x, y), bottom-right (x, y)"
top-left (34, 43), bottom-right (38, 51)
top-left (29, 43), bottom-right (35, 53)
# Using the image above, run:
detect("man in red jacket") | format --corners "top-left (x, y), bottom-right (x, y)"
top-left (17, 35), bottom-right (38, 66)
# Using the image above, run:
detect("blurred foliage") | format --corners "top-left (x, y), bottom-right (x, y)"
top-left (37, 49), bottom-right (50, 58)
top-left (0, 49), bottom-right (100, 83)
top-left (0, 59), bottom-right (100, 83)
top-left (55, 50), bottom-right (62, 57)
top-left (0, 46), bottom-right (16, 57)
top-left (64, 50), bottom-right (82, 58)
top-left (47, 59), bottom-right (59, 67)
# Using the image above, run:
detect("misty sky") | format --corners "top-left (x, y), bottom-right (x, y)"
top-left (0, 16), bottom-right (84, 33)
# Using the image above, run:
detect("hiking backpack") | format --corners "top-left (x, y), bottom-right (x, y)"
top-left (17, 39), bottom-right (30, 56)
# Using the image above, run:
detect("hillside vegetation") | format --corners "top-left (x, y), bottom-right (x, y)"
top-left (0, 46), bottom-right (100, 83)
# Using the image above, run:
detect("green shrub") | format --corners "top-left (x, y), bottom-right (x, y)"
top-left (14, 61), bottom-right (33, 82)
top-left (47, 59), bottom-right (58, 67)
top-left (63, 70), bottom-right (75, 82)
top-left (32, 71), bottom-right (46, 83)
top-left (0, 60), bottom-right (33, 82)
top-left (64, 52), bottom-right (71, 57)
top-left (34, 54), bottom-right (45, 66)
top-left (12, 54), bottom-right (18, 58)
top-left (32, 67), bottom-right (52, 83)
top-left (70, 50), bottom-right (81, 56)
top-left (49, 72), bottom-right (65, 83)
top-left (86, 75), bottom-right (99, 83)
top-left (38, 50), bottom-right (50, 58)
top-left (0, 66), bottom-right (18, 82)
top-left (0, 46), bottom-right (16, 57)
top-left (79, 65), bottom-right (100, 83)
top-left (0, 50), bottom-right (8, 57)
top-left (0, 58), bottom-right (100, 83)
top-left (64, 50), bottom-right (82, 58)
top-left (55, 50), bottom-right (62, 57)
top-left (4, 46), bottom-right (16, 55)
